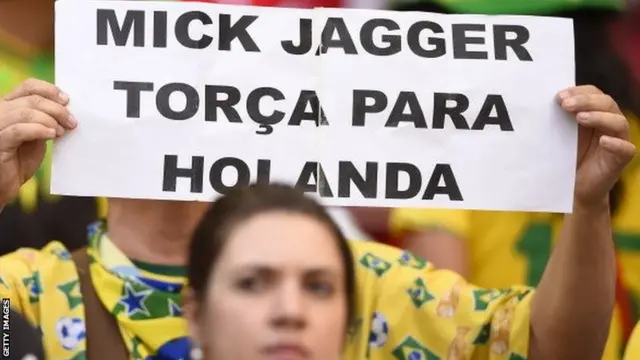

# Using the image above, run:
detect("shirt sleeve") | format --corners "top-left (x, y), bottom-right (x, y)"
top-left (0, 241), bottom-right (71, 327)
top-left (349, 241), bottom-right (533, 360)
top-left (389, 208), bottom-right (472, 240)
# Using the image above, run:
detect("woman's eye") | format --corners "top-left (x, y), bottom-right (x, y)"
top-left (306, 281), bottom-right (334, 297)
top-left (237, 277), bottom-right (263, 292)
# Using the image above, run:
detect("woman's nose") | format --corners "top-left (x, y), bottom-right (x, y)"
top-left (269, 282), bottom-right (307, 330)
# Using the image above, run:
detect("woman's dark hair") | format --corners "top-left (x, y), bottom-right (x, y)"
top-left (187, 183), bottom-right (356, 330)
top-left (394, 4), bottom-right (637, 214)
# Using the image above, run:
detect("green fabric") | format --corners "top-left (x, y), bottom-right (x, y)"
top-left (131, 260), bottom-right (187, 277)
top-left (0, 46), bottom-right (54, 93)
top-left (391, 0), bottom-right (624, 14)
top-left (30, 52), bottom-right (54, 83)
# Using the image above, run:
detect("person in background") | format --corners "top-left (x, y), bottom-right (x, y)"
top-left (0, 76), bottom-right (634, 359)
top-left (184, 184), bottom-right (355, 360)
top-left (352, 1), bottom-right (640, 359)
top-left (0, 0), bottom-right (380, 255)
top-left (0, 0), bottom-right (104, 254)
top-left (615, 4), bottom-right (640, 360)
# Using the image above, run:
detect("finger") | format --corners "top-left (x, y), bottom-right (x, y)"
top-left (5, 95), bottom-right (76, 129)
top-left (599, 135), bottom-right (636, 171)
top-left (0, 108), bottom-right (65, 136)
top-left (0, 123), bottom-right (56, 151)
top-left (576, 112), bottom-right (629, 138)
top-left (557, 85), bottom-right (602, 102)
top-left (560, 93), bottom-right (621, 114)
top-left (2, 78), bottom-right (69, 105)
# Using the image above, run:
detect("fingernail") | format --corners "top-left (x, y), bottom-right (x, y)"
top-left (68, 114), bottom-right (77, 127)
top-left (56, 126), bottom-right (65, 137)
top-left (47, 129), bottom-right (56, 139)
top-left (563, 98), bottom-right (577, 109)
top-left (558, 91), bottom-right (570, 100)
top-left (599, 135), bottom-right (614, 148)
top-left (577, 112), bottom-right (590, 123)
top-left (59, 92), bottom-right (69, 103)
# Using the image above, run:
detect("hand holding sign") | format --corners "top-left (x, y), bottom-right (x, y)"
top-left (0, 79), bottom-right (76, 206)
top-left (52, 1), bottom-right (580, 212)
top-left (558, 85), bottom-right (636, 208)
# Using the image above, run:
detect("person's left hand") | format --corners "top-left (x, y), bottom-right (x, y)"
top-left (558, 85), bottom-right (636, 208)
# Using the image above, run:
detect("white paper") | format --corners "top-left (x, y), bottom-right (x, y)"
top-left (52, 0), bottom-right (577, 212)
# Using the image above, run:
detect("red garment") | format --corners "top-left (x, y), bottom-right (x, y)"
top-left (609, 11), bottom-right (640, 343)
top-left (610, 9), bottom-right (640, 86)
top-left (371, 230), bottom-right (403, 249)
top-left (615, 257), bottom-right (637, 344)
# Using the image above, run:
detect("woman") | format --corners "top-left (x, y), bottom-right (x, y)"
top-left (184, 184), bottom-right (355, 360)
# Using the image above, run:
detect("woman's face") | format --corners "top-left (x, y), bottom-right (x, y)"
top-left (188, 211), bottom-right (348, 360)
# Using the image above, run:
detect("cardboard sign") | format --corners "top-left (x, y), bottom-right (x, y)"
top-left (53, 0), bottom-right (577, 212)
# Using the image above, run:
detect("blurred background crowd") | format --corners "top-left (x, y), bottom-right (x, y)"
top-left (1, 0), bottom-right (640, 359)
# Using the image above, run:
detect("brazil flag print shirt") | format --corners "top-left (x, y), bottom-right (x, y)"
top-left (0, 221), bottom-right (533, 360)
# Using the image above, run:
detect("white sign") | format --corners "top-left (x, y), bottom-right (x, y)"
top-left (53, 0), bottom-right (577, 212)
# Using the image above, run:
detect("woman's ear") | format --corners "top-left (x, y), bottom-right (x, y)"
top-left (182, 287), bottom-right (202, 345)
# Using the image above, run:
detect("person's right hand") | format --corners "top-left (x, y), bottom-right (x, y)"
top-left (0, 79), bottom-right (77, 206)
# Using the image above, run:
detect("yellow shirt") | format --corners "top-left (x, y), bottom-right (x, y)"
top-left (624, 322), bottom-right (640, 360)
top-left (0, 240), bottom-right (533, 359)
top-left (390, 119), bottom-right (640, 360)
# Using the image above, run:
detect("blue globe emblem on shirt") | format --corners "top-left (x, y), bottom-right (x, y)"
top-left (360, 253), bottom-right (392, 277)
top-left (87, 222), bottom-right (103, 236)
top-left (391, 336), bottom-right (438, 360)
top-left (52, 248), bottom-right (72, 261)
top-left (146, 337), bottom-right (191, 360)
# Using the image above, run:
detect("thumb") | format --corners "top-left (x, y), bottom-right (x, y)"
top-left (598, 135), bottom-right (636, 176)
